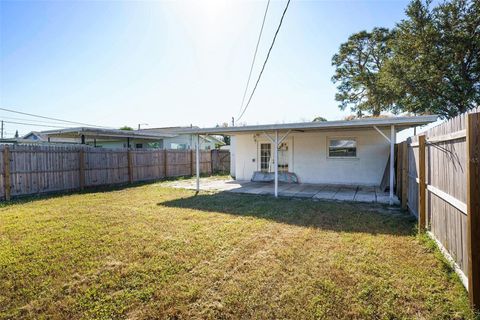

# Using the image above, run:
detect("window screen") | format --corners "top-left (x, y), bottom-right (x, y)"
top-left (328, 139), bottom-right (357, 157)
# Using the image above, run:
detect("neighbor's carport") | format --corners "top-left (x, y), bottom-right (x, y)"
top-left (185, 116), bottom-right (437, 205)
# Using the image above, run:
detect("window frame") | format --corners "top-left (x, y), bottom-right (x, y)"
top-left (326, 137), bottom-right (358, 159)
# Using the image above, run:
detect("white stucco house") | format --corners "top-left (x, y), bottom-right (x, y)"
top-left (182, 115), bottom-right (437, 203)
top-left (22, 128), bottom-right (175, 148)
top-left (22, 127), bottom-right (225, 150)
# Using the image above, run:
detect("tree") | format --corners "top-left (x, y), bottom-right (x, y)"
top-left (313, 116), bottom-right (327, 122)
top-left (384, 0), bottom-right (480, 118)
top-left (119, 126), bottom-right (133, 131)
top-left (14, 130), bottom-right (19, 138)
top-left (331, 28), bottom-right (396, 117)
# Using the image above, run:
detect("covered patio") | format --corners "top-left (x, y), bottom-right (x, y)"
top-left (169, 178), bottom-right (399, 204)
top-left (182, 116), bottom-right (437, 205)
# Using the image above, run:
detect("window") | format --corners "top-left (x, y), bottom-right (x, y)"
top-left (260, 143), bottom-right (271, 172)
top-left (328, 138), bottom-right (357, 158)
top-left (171, 143), bottom-right (187, 150)
top-left (135, 143), bottom-right (143, 149)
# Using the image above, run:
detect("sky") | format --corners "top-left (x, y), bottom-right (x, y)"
top-left (0, 0), bottom-right (417, 137)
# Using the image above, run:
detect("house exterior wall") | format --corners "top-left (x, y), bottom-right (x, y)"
top-left (233, 128), bottom-right (391, 186)
top-left (230, 137), bottom-right (236, 178)
top-left (163, 135), bottom-right (216, 150)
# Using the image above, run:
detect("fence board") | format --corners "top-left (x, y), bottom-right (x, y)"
top-left (0, 145), bottom-right (229, 200)
top-left (404, 106), bottom-right (480, 293)
top-left (211, 150), bottom-right (230, 173)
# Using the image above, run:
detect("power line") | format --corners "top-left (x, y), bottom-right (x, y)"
top-left (0, 107), bottom-right (112, 128)
top-left (0, 115), bottom-right (83, 127)
top-left (238, 0), bottom-right (271, 114)
top-left (237, 0), bottom-right (291, 122)
top-left (1, 120), bottom-right (78, 129)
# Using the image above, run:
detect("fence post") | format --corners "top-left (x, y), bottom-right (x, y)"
top-left (401, 142), bottom-right (409, 210)
top-left (127, 149), bottom-right (133, 183)
top-left (164, 149), bottom-right (168, 178)
top-left (3, 146), bottom-right (11, 201)
top-left (79, 149), bottom-right (85, 190)
top-left (211, 150), bottom-right (215, 174)
top-left (466, 112), bottom-right (480, 311)
top-left (418, 135), bottom-right (426, 233)
top-left (190, 149), bottom-right (194, 176)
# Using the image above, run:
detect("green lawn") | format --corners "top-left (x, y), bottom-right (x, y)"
top-left (0, 182), bottom-right (474, 319)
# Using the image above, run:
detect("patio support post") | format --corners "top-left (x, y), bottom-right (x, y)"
top-left (274, 130), bottom-right (278, 197)
top-left (196, 134), bottom-right (200, 193)
top-left (389, 125), bottom-right (396, 205)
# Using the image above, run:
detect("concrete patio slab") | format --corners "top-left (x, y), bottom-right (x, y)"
top-left (168, 178), bottom-right (399, 205)
top-left (332, 187), bottom-right (358, 201)
top-left (313, 186), bottom-right (339, 200)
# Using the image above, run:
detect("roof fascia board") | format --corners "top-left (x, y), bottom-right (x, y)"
top-left (183, 115), bottom-right (438, 135)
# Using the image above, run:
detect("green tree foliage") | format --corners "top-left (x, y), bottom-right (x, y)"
top-left (312, 116), bottom-right (327, 122)
top-left (385, 0), bottom-right (479, 118)
top-left (332, 0), bottom-right (479, 119)
top-left (119, 126), bottom-right (134, 131)
top-left (331, 28), bottom-right (396, 117)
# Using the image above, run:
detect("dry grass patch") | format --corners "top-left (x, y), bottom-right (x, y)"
top-left (0, 182), bottom-right (475, 319)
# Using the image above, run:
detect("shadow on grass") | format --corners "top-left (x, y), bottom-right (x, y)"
top-left (158, 191), bottom-right (417, 236)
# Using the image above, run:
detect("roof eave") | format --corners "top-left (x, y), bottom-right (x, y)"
top-left (181, 115), bottom-right (438, 135)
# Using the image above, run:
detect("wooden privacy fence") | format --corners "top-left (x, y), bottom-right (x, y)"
top-left (0, 145), bottom-right (230, 201)
top-left (211, 149), bottom-right (230, 173)
top-left (396, 107), bottom-right (480, 310)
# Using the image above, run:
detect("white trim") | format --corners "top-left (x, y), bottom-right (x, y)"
top-left (389, 125), bottom-right (395, 205)
top-left (262, 131), bottom-right (275, 144)
top-left (427, 231), bottom-right (468, 290)
top-left (278, 130), bottom-right (291, 145)
top-left (259, 142), bottom-right (272, 173)
top-left (183, 115), bottom-right (438, 135)
top-left (373, 125), bottom-right (391, 143)
top-left (195, 134), bottom-right (200, 192)
top-left (274, 130), bottom-right (278, 197)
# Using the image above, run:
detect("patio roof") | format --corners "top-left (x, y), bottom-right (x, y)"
top-left (31, 127), bottom-right (176, 140)
top-left (180, 115), bottom-right (438, 135)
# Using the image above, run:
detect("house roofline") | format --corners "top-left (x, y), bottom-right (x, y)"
top-left (180, 115), bottom-right (438, 135)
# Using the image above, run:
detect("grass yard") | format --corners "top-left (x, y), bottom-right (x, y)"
top-left (0, 182), bottom-right (475, 319)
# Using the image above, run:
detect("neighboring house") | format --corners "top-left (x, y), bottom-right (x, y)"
top-left (140, 126), bottom-right (225, 150)
top-left (22, 131), bottom-right (79, 144)
top-left (22, 127), bottom-right (175, 149)
top-left (181, 115), bottom-right (437, 202)
top-left (22, 126), bottom-right (226, 150)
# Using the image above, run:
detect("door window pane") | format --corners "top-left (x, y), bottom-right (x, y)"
top-left (278, 142), bottom-right (289, 172)
top-left (260, 143), bottom-right (271, 172)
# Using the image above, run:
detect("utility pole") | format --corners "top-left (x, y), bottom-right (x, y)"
top-left (1, 120), bottom-right (3, 139)
top-left (231, 117), bottom-right (235, 127)
top-left (138, 123), bottom-right (148, 130)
